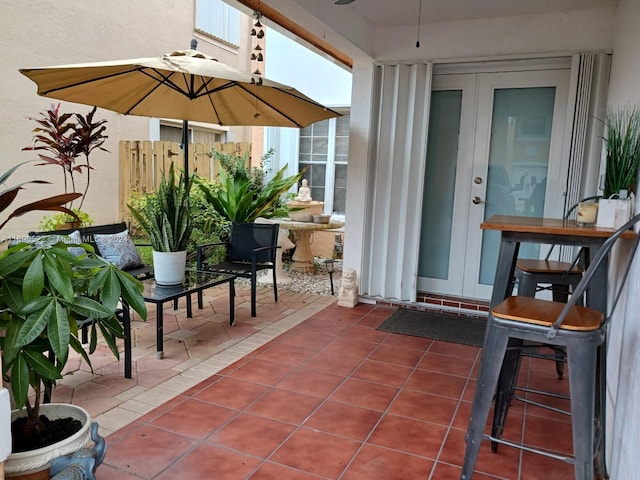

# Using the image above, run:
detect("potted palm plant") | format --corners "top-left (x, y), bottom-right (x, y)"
top-left (597, 104), bottom-right (640, 228)
top-left (128, 162), bottom-right (193, 285)
top-left (0, 163), bottom-right (148, 478)
top-left (195, 149), bottom-right (303, 223)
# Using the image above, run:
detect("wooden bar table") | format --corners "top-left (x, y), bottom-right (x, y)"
top-left (481, 214), bottom-right (636, 479)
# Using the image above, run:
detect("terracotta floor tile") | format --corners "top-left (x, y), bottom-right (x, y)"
top-left (303, 348), bottom-right (365, 376)
top-left (255, 342), bottom-right (317, 366)
top-left (275, 328), bottom-right (336, 351)
top-left (341, 444), bottom-right (433, 480)
top-left (302, 400), bottom-right (382, 441)
top-left (275, 367), bottom-right (344, 397)
top-left (389, 389), bottom-right (459, 425)
top-left (245, 388), bottom-right (323, 424)
top-left (104, 424), bottom-right (196, 478)
top-left (339, 323), bottom-right (390, 344)
top-left (270, 428), bottom-right (361, 478)
top-left (228, 357), bottom-right (297, 386)
top-left (368, 343), bottom-right (426, 368)
top-left (154, 443), bottom-right (262, 480)
top-left (417, 351), bottom-right (476, 377)
top-left (329, 377), bottom-right (399, 411)
top-left (321, 336), bottom-right (379, 358)
top-left (380, 332), bottom-right (433, 351)
top-left (403, 369), bottom-right (468, 399)
top-left (150, 398), bottom-right (237, 439)
top-left (367, 413), bottom-right (447, 459)
top-left (250, 461), bottom-right (328, 479)
top-left (428, 339), bottom-right (481, 360)
top-left (519, 450), bottom-right (575, 479)
top-left (193, 376), bottom-right (270, 409)
top-left (350, 359), bottom-right (413, 387)
top-left (207, 413), bottom-right (295, 457)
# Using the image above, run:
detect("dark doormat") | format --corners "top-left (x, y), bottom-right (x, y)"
top-left (377, 308), bottom-right (487, 347)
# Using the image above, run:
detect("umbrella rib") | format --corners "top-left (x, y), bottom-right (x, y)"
top-left (36, 66), bottom-right (144, 95)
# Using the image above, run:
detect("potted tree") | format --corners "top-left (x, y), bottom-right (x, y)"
top-left (0, 163), bottom-right (148, 477)
top-left (128, 162), bottom-right (193, 285)
top-left (22, 103), bottom-right (108, 230)
top-left (597, 104), bottom-right (640, 228)
top-left (195, 149), bottom-right (303, 223)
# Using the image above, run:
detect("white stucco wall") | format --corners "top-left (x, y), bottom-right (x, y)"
top-left (600, 0), bottom-right (640, 476)
top-left (1, 1), bottom-right (252, 239)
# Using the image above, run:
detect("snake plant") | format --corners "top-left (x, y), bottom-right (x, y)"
top-left (128, 162), bottom-right (193, 252)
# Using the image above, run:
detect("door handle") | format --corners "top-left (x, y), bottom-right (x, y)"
top-left (472, 196), bottom-right (486, 205)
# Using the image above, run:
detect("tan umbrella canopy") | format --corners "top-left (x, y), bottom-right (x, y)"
top-left (20, 43), bottom-right (342, 173)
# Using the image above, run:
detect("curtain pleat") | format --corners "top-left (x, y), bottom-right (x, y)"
top-left (361, 63), bottom-right (432, 301)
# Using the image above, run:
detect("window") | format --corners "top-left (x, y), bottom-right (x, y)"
top-left (195, 0), bottom-right (240, 46)
top-left (159, 124), bottom-right (224, 144)
top-left (298, 113), bottom-right (349, 215)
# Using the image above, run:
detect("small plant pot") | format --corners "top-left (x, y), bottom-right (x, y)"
top-left (153, 250), bottom-right (187, 285)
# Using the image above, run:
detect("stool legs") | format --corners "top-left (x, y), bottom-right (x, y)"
top-left (490, 339), bottom-right (524, 452)
top-left (567, 344), bottom-right (597, 480)
top-left (462, 323), bottom-right (510, 479)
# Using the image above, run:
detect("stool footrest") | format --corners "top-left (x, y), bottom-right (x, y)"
top-left (483, 434), bottom-right (575, 464)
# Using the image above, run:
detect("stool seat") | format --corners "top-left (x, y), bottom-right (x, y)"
top-left (515, 259), bottom-right (583, 274)
top-left (493, 296), bottom-right (603, 331)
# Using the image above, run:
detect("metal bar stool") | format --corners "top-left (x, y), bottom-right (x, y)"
top-left (462, 212), bottom-right (640, 480)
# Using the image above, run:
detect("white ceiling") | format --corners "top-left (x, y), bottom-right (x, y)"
top-left (254, 0), bottom-right (618, 62)
top-left (327, 0), bottom-right (617, 27)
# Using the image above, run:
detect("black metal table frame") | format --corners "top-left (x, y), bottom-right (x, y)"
top-left (489, 228), bottom-right (610, 479)
top-left (141, 271), bottom-right (236, 359)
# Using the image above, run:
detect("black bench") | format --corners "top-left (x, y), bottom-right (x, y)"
top-left (29, 222), bottom-right (152, 379)
top-left (28, 222), bottom-right (153, 279)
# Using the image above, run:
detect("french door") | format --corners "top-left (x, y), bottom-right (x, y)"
top-left (417, 67), bottom-right (571, 299)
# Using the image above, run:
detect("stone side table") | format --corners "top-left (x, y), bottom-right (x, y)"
top-left (268, 218), bottom-right (344, 273)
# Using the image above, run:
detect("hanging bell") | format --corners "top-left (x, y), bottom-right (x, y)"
top-left (257, 53), bottom-right (263, 62)
top-left (256, 29), bottom-right (264, 39)
top-left (254, 20), bottom-right (263, 28)
top-left (251, 53), bottom-right (257, 60)
top-left (250, 28), bottom-right (257, 36)
top-left (253, 69), bottom-right (262, 76)
top-left (254, 45), bottom-right (263, 51)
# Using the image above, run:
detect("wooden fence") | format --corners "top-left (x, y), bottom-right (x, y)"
top-left (118, 140), bottom-right (251, 222)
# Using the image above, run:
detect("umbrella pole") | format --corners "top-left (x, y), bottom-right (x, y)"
top-left (181, 119), bottom-right (189, 178)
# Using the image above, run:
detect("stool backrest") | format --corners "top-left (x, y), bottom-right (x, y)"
top-left (547, 212), bottom-right (640, 339)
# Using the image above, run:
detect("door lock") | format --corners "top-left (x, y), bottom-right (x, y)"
top-left (472, 196), bottom-right (486, 205)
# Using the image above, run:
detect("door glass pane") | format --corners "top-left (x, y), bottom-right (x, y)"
top-left (418, 90), bottom-right (462, 279)
top-left (479, 87), bottom-right (555, 285)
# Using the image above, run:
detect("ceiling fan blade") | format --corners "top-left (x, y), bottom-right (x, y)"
top-left (334, 0), bottom-right (356, 5)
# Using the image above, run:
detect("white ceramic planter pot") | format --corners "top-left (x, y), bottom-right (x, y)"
top-left (6, 403), bottom-right (91, 478)
top-left (153, 250), bottom-right (187, 285)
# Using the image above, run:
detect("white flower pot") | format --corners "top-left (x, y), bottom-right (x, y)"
top-left (152, 250), bottom-right (187, 285)
top-left (6, 403), bottom-right (91, 478)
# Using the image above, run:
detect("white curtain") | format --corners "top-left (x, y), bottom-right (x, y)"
top-left (361, 63), bottom-right (432, 301)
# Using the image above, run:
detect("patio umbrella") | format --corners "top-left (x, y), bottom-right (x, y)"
top-left (19, 43), bottom-right (341, 175)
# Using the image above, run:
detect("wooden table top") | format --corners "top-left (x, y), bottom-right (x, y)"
top-left (481, 215), bottom-right (636, 239)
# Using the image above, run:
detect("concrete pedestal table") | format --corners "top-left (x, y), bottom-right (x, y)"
top-left (269, 218), bottom-right (344, 273)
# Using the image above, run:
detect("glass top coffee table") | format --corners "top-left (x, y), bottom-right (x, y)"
top-left (140, 270), bottom-right (235, 358)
